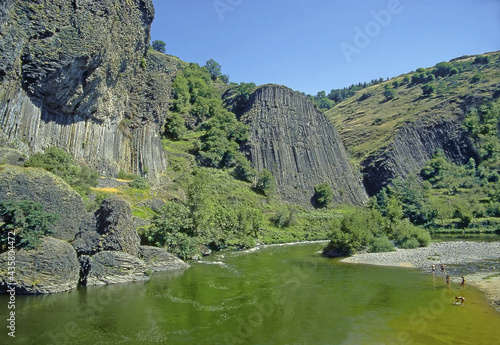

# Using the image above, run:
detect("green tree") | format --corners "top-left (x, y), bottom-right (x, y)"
top-left (313, 182), bottom-right (334, 208)
top-left (151, 40), bottom-right (166, 53)
top-left (421, 83), bottom-right (435, 97)
top-left (254, 169), bottom-right (276, 197)
top-left (165, 112), bottom-right (187, 139)
top-left (0, 200), bottom-right (59, 250)
top-left (383, 85), bottom-right (395, 100)
top-left (205, 58), bottom-right (222, 80)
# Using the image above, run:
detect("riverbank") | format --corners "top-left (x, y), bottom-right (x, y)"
top-left (341, 241), bottom-right (500, 312)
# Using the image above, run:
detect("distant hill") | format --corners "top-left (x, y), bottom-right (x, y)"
top-left (326, 52), bottom-right (500, 195)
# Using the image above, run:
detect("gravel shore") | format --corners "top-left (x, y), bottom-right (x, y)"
top-left (341, 241), bottom-right (500, 312)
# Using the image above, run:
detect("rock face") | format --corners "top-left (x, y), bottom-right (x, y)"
top-left (241, 85), bottom-right (367, 206)
top-left (139, 245), bottom-right (189, 272)
top-left (361, 114), bottom-right (477, 196)
top-left (0, 165), bottom-right (86, 241)
top-left (0, 147), bottom-right (26, 166)
top-left (73, 196), bottom-right (141, 256)
top-left (0, 237), bottom-right (80, 294)
top-left (74, 197), bottom-right (189, 287)
top-left (79, 251), bottom-right (149, 286)
top-left (0, 0), bottom-right (179, 177)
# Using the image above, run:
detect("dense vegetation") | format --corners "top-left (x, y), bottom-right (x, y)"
top-left (0, 200), bottom-right (59, 249)
top-left (24, 147), bottom-right (99, 198)
top-left (372, 98), bottom-right (500, 233)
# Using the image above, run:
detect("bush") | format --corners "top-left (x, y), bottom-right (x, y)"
top-left (399, 237), bottom-right (420, 249)
top-left (25, 146), bottom-right (99, 197)
top-left (369, 236), bottom-right (395, 253)
top-left (271, 207), bottom-right (297, 228)
top-left (0, 200), bottom-right (59, 250)
top-left (421, 83), bottom-right (435, 97)
top-left (151, 40), bottom-right (166, 53)
top-left (254, 169), bottom-right (276, 197)
top-left (129, 176), bottom-right (149, 189)
top-left (313, 182), bottom-right (334, 208)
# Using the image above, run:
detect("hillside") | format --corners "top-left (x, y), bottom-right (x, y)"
top-left (326, 52), bottom-right (500, 195)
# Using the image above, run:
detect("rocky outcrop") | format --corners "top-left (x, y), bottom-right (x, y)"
top-left (73, 196), bottom-right (141, 256)
top-left (139, 245), bottom-right (189, 272)
top-left (0, 237), bottom-right (80, 294)
top-left (241, 85), bottom-right (367, 206)
top-left (0, 0), bottom-right (179, 177)
top-left (74, 197), bottom-right (188, 287)
top-left (0, 165), bottom-right (86, 241)
top-left (0, 147), bottom-right (26, 166)
top-left (361, 114), bottom-right (477, 196)
top-left (79, 251), bottom-right (149, 286)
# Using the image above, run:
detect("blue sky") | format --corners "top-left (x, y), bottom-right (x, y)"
top-left (150, 0), bottom-right (500, 95)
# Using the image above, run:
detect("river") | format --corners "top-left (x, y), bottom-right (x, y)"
top-left (1, 242), bottom-right (499, 344)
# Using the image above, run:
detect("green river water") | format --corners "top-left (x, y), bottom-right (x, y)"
top-left (2, 242), bottom-right (499, 344)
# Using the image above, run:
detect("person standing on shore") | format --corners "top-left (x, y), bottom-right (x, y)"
top-left (460, 276), bottom-right (466, 288)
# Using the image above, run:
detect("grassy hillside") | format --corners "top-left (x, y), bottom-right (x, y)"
top-left (326, 51), bottom-right (500, 164)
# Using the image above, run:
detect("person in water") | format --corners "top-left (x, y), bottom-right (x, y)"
top-left (446, 275), bottom-right (451, 286)
top-left (460, 276), bottom-right (466, 288)
top-left (441, 264), bottom-right (446, 273)
top-left (455, 296), bottom-right (465, 305)
top-left (432, 264), bottom-right (436, 273)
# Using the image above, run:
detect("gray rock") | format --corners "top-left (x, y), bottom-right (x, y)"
top-left (0, 165), bottom-right (86, 241)
top-left (79, 251), bottom-right (149, 286)
top-left (0, 0), bottom-right (174, 178)
top-left (0, 237), bottom-right (80, 294)
top-left (361, 115), bottom-right (476, 195)
top-left (241, 85), bottom-right (367, 206)
top-left (73, 197), bottom-right (141, 256)
top-left (139, 246), bottom-right (189, 272)
top-left (0, 147), bottom-right (26, 166)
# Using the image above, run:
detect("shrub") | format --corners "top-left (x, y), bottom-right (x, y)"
top-left (254, 169), bottom-right (276, 197)
top-left (421, 83), bottom-right (435, 97)
top-left (25, 146), bottom-right (99, 197)
top-left (313, 182), bottom-right (334, 208)
top-left (383, 85), bottom-right (395, 100)
top-left (271, 207), bottom-right (298, 228)
top-left (0, 200), bottom-right (59, 250)
top-left (151, 40), bottom-right (166, 53)
top-left (129, 176), bottom-right (149, 189)
top-left (399, 237), bottom-right (419, 249)
top-left (369, 236), bottom-right (395, 253)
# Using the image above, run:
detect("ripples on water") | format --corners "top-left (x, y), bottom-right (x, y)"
top-left (1, 242), bottom-right (499, 344)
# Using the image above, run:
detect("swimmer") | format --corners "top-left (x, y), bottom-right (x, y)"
top-left (454, 296), bottom-right (465, 305)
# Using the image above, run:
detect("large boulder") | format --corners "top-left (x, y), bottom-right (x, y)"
top-left (73, 196), bottom-right (141, 256)
top-left (79, 251), bottom-right (149, 286)
top-left (139, 246), bottom-right (189, 272)
top-left (0, 147), bottom-right (26, 166)
top-left (0, 237), bottom-right (80, 294)
top-left (0, 165), bottom-right (86, 241)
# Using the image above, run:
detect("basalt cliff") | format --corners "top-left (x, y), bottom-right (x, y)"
top-left (242, 85), bottom-right (367, 206)
top-left (0, 0), bottom-right (180, 177)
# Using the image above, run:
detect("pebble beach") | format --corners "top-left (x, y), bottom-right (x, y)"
top-left (341, 241), bottom-right (500, 312)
